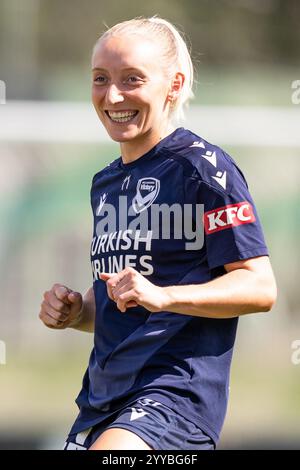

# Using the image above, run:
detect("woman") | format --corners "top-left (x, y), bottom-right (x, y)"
top-left (39, 16), bottom-right (277, 450)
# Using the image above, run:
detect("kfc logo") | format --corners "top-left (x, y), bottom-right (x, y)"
top-left (204, 201), bottom-right (255, 234)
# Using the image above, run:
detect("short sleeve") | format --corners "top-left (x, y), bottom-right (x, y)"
top-left (196, 152), bottom-right (269, 270)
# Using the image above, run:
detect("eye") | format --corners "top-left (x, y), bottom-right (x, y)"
top-left (126, 76), bottom-right (144, 84)
top-left (94, 75), bottom-right (108, 84)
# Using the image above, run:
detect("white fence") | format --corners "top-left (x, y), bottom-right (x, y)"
top-left (0, 101), bottom-right (299, 147)
top-left (0, 340), bottom-right (6, 365)
top-left (0, 80), bottom-right (6, 104)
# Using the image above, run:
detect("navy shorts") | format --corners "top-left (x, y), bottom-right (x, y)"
top-left (64, 398), bottom-right (215, 450)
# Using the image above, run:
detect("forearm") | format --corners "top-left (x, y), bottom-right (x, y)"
top-left (163, 268), bottom-right (277, 319)
top-left (69, 287), bottom-right (95, 332)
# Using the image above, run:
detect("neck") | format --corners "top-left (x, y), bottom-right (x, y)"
top-left (120, 123), bottom-right (175, 164)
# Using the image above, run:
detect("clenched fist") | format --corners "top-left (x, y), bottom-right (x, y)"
top-left (39, 284), bottom-right (83, 329)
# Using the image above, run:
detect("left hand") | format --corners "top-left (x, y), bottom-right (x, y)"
top-left (100, 267), bottom-right (169, 313)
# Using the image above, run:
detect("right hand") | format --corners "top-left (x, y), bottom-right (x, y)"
top-left (39, 284), bottom-right (83, 329)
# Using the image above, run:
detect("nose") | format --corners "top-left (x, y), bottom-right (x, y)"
top-left (106, 83), bottom-right (124, 104)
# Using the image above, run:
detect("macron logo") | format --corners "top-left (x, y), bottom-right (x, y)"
top-left (189, 141), bottom-right (205, 148)
top-left (130, 408), bottom-right (149, 421)
top-left (204, 201), bottom-right (256, 234)
top-left (96, 193), bottom-right (108, 216)
top-left (212, 170), bottom-right (226, 189)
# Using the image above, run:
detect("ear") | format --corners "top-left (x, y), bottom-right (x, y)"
top-left (167, 72), bottom-right (185, 102)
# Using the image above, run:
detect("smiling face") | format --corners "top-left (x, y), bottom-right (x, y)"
top-left (91, 34), bottom-right (175, 158)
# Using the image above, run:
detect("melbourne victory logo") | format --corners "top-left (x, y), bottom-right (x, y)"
top-left (132, 177), bottom-right (160, 213)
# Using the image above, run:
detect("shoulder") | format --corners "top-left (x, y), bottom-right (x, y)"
top-left (161, 128), bottom-right (247, 195)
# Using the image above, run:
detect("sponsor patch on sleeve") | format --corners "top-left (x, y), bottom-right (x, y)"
top-left (204, 201), bottom-right (256, 234)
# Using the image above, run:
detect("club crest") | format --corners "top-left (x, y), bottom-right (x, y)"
top-left (132, 177), bottom-right (160, 213)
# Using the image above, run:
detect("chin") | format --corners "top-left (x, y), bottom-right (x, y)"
top-left (105, 127), bottom-right (140, 143)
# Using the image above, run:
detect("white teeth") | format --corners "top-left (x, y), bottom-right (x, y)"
top-left (109, 111), bottom-right (136, 118)
top-left (107, 111), bottom-right (138, 123)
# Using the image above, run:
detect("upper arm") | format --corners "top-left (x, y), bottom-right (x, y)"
top-left (194, 150), bottom-right (269, 271)
top-left (224, 255), bottom-right (272, 274)
top-left (224, 256), bottom-right (277, 298)
top-left (224, 256), bottom-right (277, 310)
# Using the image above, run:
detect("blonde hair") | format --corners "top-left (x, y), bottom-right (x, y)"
top-left (93, 16), bottom-right (194, 121)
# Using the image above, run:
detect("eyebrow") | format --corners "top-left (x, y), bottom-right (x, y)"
top-left (92, 67), bottom-right (146, 73)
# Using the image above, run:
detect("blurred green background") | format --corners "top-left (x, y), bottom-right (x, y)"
top-left (0, 0), bottom-right (299, 449)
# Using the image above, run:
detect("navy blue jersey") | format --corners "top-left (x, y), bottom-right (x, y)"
top-left (71, 127), bottom-right (268, 444)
